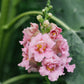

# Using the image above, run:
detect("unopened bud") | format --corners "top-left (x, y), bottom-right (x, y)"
top-left (48, 13), bottom-right (52, 17)
top-left (37, 15), bottom-right (43, 22)
top-left (49, 5), bottom-right (53, 9)
top-left (42, 9), bottom-right (45, 12)
top-left (43, 20), bottom-right (49, 27)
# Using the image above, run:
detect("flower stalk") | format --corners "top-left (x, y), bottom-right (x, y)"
top-left (0, 0), bottom-right (11, 80)
top-left (2, 74), bottom-right (40, 84)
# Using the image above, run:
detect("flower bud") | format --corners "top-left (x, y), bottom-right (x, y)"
top-left (37, 15), bottom-right (43, 22)
top-left (43, 20), bottom-right (49, 27)
top-left (42, 9), bottom-right (45, 12)
top-left (48, 13), bottom-right (52, 17)
top-left (49, 5), bottom-right (53, 9)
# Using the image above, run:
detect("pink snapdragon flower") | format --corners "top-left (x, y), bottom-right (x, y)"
top-left (18, 42), bottom-right (39, 72)
top-left (20, 23), bottom-right (39, 46)
top-left (49, 23), bottom-right (62, 40)
top-left (18, 57), bottom-right (30, 70)
top-left (39, 55), bottom-right (65, 81)
top-left (29, 33), bottom-right (55, 62)
top-left (39, 55), bottom-right (75, 81)
top-left (18, 57), bottom-right (39, 72)
top-left (53, 35), bottom-right (69, 57)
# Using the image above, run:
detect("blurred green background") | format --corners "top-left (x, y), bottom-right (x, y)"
top-left (0, 0), bottom-right (84, 84)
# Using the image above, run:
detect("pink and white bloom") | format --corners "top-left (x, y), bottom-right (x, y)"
top-left (20, 23), bottom-right (39, 46)
top-left (27, 57), bottom-right (39, 73)
top-left (53, 36), bottom-right (69, 57)
top-left (18, 57), bottom-right (39, 72)
top-left (29, 33), bottom-right (55, 62)
top-left (18, 57), bottom-right (30, 70)
top-left (49, 23), bottom-right (62, 40)
top-left (18, 42), bottom-right (39, 72)
top-left (39, 55), bottom-right (65, 81)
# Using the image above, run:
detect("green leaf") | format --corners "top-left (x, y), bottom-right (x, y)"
top-left (43, 77), bottom-right (50, 84)
top-left (51, 0), bottom-right (84, 30)
top-left (1, 16), bottom-right (30, 80)
top-left (77, 31), bottom-right (84, 43)
top-left (7, 0), bottom-right (20, 22)
top-left (63, 30), bottom-right (84, 84)
top-left (13, 16), bottom-right (30, 30)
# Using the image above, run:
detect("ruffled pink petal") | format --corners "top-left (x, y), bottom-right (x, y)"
top-left (48, 72), bottom-right (59, 81)
top-left (43, 34), bottom-right (55, 48)
top-left (18, 60), bottom-right (30, 70)
top-left (65, 64), bottom-right (76, 72)
top-left (34, 53), bottom-right (44, 62)
top-left (28, 67), bottom-right (38, 73)
top-left (39, 66), bottom-right (49, 76)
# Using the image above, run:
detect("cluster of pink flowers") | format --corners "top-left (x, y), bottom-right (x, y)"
top-left (18, 22), bottom-right (75, 81)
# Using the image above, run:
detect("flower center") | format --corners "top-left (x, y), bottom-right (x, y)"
top-left (50, 30), bottom-right (58, 39)
top-left (52, 32), bottom-right (56, 36)
top-left (35, 43), bottom-right (47, 53)
top-left (46, 63), bottom-right (58, 72)
top-left (46, 65), bottom-right (54, 72)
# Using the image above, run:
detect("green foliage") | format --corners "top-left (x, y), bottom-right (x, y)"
top-left (51, 0), bottom-right (84, 30)
top-left (63, 30), bottom-right (84, 84)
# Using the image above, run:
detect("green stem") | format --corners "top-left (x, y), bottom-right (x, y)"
top-left (3, 11), bottom-right (83, 44)
top-left (45, 77), bottom-right (50, 84)
top-left (2, 74), bottom-right (40, 84)
top-left (0, 0), bottom-right (10, 26)
top-left (0, 0), bottom-right (10, 80)
top-left (75, 30), bottom-right (84, 33)
top-left (3, 11), bottom-right (42, 29)
top-left (0, 0), bottom-right (10, 51)
top-left (0, 0), bottom-right (10, 50)
top-left (0, 0), bottom-right (10, 48)
top-left (50, 15), bottom-right (71, 31)
top-left (3, 11), bottom-right (75, 33)
top-left (50, 15), bottom-right (84, 43)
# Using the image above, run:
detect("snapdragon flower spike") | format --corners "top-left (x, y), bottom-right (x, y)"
top-left (53, 35), bottom-right (69, 57)
top-left (18, 21), bottom-right (75, 81)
